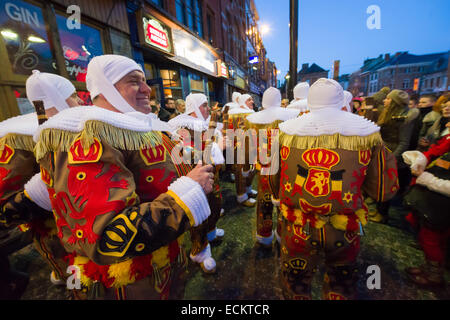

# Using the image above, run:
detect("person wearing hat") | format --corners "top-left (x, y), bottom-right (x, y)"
top-left (245, 87), bottom-right (299, 248)
top-left (0, 70), bottom-right (82, 298)
top-left (271, 78), bottom-right (398, 299)
top-left (227, 93), bottom-right (258, 207)
top-left (168, 93), bottom-right (225, 274)
top-left (368, 89), bottom-right (417, 223)
top-left (287, 82), bottom-right (310, 114)
top-left (360, 86), bottom-right (391, 123)
top-left (30, 54), bottom-right (214, 299)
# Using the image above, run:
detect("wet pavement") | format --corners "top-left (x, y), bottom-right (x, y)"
top-left (8, 179), bottom-right (450, 300)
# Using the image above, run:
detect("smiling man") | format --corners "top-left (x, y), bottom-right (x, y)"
top-left (30, 55), bottom-right (214, 300)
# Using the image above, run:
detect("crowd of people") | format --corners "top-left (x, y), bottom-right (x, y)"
top-left (0, 54), bottom-right (448, 300)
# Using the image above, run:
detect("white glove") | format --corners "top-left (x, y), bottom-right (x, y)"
top-left (416, 172), bottom-right (450, 197)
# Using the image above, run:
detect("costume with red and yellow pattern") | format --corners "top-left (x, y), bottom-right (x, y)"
top-left (33, 107), bottom-right (209, 299)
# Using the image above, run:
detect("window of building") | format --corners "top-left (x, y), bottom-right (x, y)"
top-left (189, 72), bottom-right (204, 92)
top-left (0, 0), bottom-right (57, 75)
top-left (430, 78), bottom-right (434, 88)
top-left (175, 0), bottom-right (203, 38)
top-left (150, 0), bottom-right (164, 8)
top-left (402, 79), bottom-right (410, 89)
top-left (55, 13), bottom-right (103, 82)
top-left (436, 77), bottom-right (440, 87)
top-left (160, 69), bottom-right (182, 99)
top-left (424, 79), bottom-right (428, 88)
top-left (206, 10), bottom-right (214, 45)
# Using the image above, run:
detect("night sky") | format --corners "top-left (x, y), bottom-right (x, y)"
top-left (256, 0), bottom-right (450, 79)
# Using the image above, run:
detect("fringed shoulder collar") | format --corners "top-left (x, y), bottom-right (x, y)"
top-left (279, 108), bottom-right (381, 151)
top-left (0, 113), bottom-right (38, 152)
top-left (246, 107), bottom-right (300, 125)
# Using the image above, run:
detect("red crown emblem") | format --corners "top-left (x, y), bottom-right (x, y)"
top-left (68, 138), bottom-right (102, 164)
top-left (280, 146), bottom-right (290, 160)
top-left (358, 150), bottom-right (371, 166)
top-left (0, 144), bottom-right (14, 164)
top-left (302, 148), bottom-right (340, 170)
top-left (140, 144), bottom-right (166, 166)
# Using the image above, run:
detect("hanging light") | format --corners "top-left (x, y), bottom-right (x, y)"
top-left (1, 29), bottom-right (18, 40)
top-left (27, 35), bottom-right (46, 43)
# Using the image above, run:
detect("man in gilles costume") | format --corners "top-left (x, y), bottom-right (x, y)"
top-left (270, 78), bottom-right (399, 299)
top-left (168, 93), bottom-right (225, 273)
top-left (0, 71), bottom-right (82, 297)
top-left (28, 55), bottom-right (214, 299)
top-left (245, 87), bottom-right (299, 247)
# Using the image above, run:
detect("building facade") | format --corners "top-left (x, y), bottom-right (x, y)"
top-left (0, 0), bottom-right (133, 120)
top-left (297, 63), bottom-right (328, 85)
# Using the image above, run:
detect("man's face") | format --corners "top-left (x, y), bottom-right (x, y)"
top-left (166, 99), bottom-right (175, 110)
top-left (442, 101), bottom-right (450, 118)
top-left (408, 100), bottom-right (417, 109)
top-left (383, 97), bottom-right (392, 107)
top-left (245, 97), bottom-right (254, 109)
top-left (114, 70), bottom-right (151, 114)
top-left (199, 102), bottom-right (210, 119)
top-left (418, 97), bottom-right (434, 108)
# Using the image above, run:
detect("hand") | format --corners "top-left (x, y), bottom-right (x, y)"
top-left (187, 161), bottom-right (214, 194)
top-left (411, 165), bottom-right (424, 177)
top-left (418, 137), bottom-right (430, 148)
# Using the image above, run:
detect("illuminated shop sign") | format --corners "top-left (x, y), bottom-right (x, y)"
top-left (216, 60), bottom-right (228, 78)
top-left (171, 28), bottom-right (217, 76)
top-left (249, 55), bottom-right (259, 64)
top-left (141, 14), bottom-right (173, 54)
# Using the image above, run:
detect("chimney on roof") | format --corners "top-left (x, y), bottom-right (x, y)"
top-left (384, 54), bottom-right (390, 61)
top-left (395, 52), bottom-right (402, 57)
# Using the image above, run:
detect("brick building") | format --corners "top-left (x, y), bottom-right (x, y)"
top-left (297, 63), bottom-right (329, 85)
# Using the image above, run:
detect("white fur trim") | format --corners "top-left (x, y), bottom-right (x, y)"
top-left (0, 113), bottom-right (38, 138)
top-left (416, 172), bottom-right (450, 197)
top-left (33, 106), bottom-right (152, 142)
top-left (279, 107), bottom-right (379, 137)
top-left (126, 111), bottom-right (173, 133)
top-left (402, 150), bottom-right (428, 172)
top-left (287, 99), bottom-right (309, 112)
top-left (256, 232), bottom-right (274, 246)
top-left (246, 107), bottom-right (300, 125)
top-left (24, 173), bottom-right (52, 211)
top-left (168, 114), bottom-right (209, 132)
top-left (167, 176), bottom-right (210, 227)
top-left (228, 108), bottom-right (255, 115)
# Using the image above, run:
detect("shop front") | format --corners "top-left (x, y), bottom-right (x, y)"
top-left (0, 0), bottom-right (132, 120)
top-left (135, 5), bottom-right (226, 108)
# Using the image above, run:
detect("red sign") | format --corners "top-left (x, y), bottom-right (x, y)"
top-left (142, 15), bottom-right (173, 54)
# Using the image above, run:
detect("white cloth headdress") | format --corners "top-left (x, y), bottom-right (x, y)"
top-left (185, 93), bottom-right (208, 121)
top-left (86, 54), bottom-right (144, 113)
top-left (26, 70), bottom-right (75, 111)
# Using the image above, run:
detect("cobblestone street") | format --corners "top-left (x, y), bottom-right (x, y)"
top-left (8, 180), bottom-right (450, 300)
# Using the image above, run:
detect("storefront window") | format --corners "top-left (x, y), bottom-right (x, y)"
top-left (190, 72), bottom-right (204, 92)
top-left (109, 28), bottom-right (132, 59)
top-left (55, 13), bottom-right (103, 82)
top-left (13, 86), bottom-right (34, 115)
top-left (144, 63), bottom-right (157, 80)
top-left (0, 0), bottom-right (56, 75)
top-left (161, 69), bottom-right (182, 99)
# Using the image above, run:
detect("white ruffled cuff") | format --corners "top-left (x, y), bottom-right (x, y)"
top-left (167, 176), bottom-right (210, 227)
top-left (402, 150), bottom-right (428, 171)
top-left (24, 173), bottom-right (52, 211)
top-left (271, 196), bottom-right (280, 207)
top-left (416, 172), bottom-right (450, 197)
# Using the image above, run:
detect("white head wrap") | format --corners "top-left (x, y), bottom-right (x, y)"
top-left (238, 94), bottom-right (252, 109)
top-left (26, 70), bottom-right (75, 111)
top-left (232, 92), bottom-right (241, 104)
top-left (293, 82), bottom-right (309, 100)
top-left (86, 54), bottom-right (144, 113)
top-left (343, 90), bottom-right (353, 112)
top-left (185, 93), bottom-right (208, 121)
top-left (307, 78), bottom-right (344, 110)
top-left (262, 87), bottom-right (281, 109)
